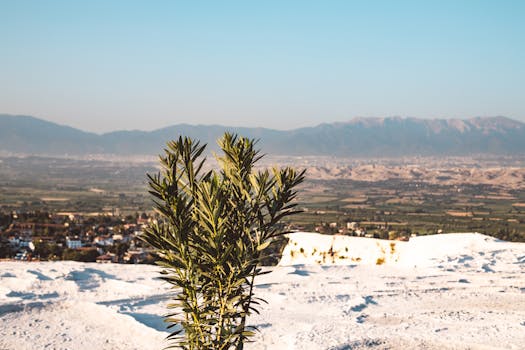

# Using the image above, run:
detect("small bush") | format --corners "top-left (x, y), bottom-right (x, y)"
top-left (62, 248), bottom-right (98, 262)
top-left (142, 133), bottom-right (305, 349)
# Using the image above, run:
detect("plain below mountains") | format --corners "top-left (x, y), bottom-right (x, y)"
top-left (1, 114), bottom-right (525, 157)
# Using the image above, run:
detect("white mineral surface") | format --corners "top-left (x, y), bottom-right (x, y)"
top-left (1, 233), bottom-right (524, 350)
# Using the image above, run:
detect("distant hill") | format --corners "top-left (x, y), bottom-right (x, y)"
top-left (1, 114), bottom-right (525, 157)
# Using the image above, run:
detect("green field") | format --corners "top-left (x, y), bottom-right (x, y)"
top-left (1, 156), bottom-right (524, 242)
top-left (286, 178), bottom-right (525, 241)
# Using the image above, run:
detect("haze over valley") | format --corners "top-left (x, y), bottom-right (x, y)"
top-left (2, 119), bottom-right (525, 244)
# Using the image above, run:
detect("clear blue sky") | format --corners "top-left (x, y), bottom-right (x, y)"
top-left (1, 0), bottom-right (524, 133)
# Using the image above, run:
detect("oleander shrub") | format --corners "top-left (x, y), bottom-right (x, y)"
top-left (142, 133), bottom-right (304, 349)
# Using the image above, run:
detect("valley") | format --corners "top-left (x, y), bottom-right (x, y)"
top-left (1, 155), bottom-right (524, 243)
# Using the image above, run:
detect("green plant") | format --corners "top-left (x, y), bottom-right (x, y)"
top-left (61, 247), bottom-right (98, 262)
top-left (142, 133), bottom-right (305, 349)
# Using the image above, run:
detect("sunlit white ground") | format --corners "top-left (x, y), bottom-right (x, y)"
top-left (1, 233), bottom-right (524, 350)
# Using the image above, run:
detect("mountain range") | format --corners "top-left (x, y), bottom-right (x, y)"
top-left (1, 114), bottom-right (525, 157)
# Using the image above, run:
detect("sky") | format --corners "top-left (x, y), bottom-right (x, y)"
top-left (1, 0), bottom-right (524, 133)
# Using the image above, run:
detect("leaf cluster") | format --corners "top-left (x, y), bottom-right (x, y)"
top-left (142, 133), bottom-right (305, 349)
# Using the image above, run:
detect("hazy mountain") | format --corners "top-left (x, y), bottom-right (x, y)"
top-left (0, 115), bottom-right (102, 155)
top-left (1, 114), bottom-right (525, 157)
